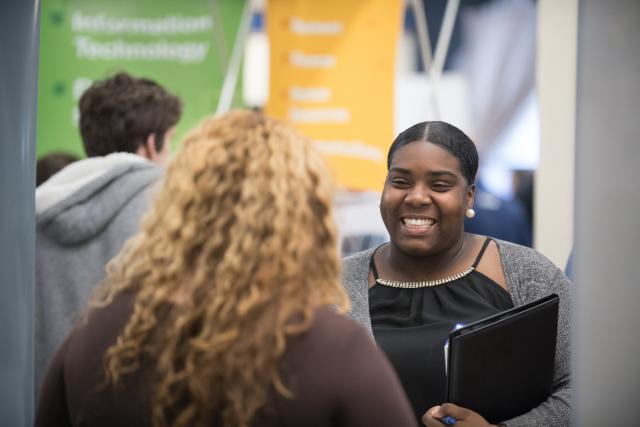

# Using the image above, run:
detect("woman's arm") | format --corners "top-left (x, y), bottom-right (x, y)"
top-left (334, 324), bottom-right (418, 427)
top-left (499, 242), bottom-right (572, 426)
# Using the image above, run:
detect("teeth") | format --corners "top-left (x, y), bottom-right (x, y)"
top-left (404, 218), bottom-right (434, 226)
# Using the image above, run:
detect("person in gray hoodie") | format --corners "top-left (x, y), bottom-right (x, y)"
top-left (34, 72), bottom-right (181, 399)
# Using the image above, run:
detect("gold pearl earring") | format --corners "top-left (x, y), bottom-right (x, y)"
top-left (465, 208), bottom-right (476, 219)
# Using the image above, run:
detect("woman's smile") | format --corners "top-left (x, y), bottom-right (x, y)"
top-left (401, 216), bottom-right (437, 235)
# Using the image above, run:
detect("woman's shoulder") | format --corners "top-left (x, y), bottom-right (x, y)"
top-left (290, 308), bottom-right (374, 360)
top-left (341, 246), bottom-right (378, 286)
top-left (491, 238), bottom-right (572, 302)
top-left (342, 246), bottom-right (377, 267)
top-left (312, 308), bottom-right (367, 337)
top-left (492, 239), bottom-right (561, 275)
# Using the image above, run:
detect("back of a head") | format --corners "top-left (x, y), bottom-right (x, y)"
top-left (96, 109), bottom-right (348, 426)
top-left (79, 72), bottom-right (182, 157)
top-left (36, 152), bottom-right (79, 186)
top-left (154, 109), bottom-right (342, 297)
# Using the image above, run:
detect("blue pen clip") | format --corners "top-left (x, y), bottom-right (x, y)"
top-left (440, 415), bottom-right (457, 425)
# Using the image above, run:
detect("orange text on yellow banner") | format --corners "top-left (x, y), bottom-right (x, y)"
top-left (266, 0), bottom-right (402, 191)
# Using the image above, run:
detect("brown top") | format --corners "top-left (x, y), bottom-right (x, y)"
top-left (36, 291), bottom-right (417, 427)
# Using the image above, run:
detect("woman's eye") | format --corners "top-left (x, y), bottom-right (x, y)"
top-left (431, 182), bottom-right (452, 191)
top-left (391, 178), bottom-right (409, 187)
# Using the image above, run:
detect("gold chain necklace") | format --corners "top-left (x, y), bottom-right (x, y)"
top-left (375, 266), bottom-right (475, 288)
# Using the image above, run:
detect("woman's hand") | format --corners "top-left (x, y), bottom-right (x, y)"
top-left (422, 403), bottom-right (497, 427)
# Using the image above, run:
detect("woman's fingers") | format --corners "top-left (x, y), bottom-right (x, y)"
top-left (439, 403), bottom-right (471, 419)
top-left (422, 406), bottom-right (447, 426)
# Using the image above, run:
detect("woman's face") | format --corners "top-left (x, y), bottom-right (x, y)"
top-left (380, 141), bottom-right (475, 256)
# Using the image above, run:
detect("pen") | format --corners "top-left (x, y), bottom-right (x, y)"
top-left (440, 415), bottom-right (457, 425)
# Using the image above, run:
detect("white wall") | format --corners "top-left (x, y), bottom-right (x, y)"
top-left (535, 0), bottom-right (578, 268)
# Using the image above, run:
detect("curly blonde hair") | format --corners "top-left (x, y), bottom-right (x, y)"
top-left (91, 109), bottom-right (350, 427)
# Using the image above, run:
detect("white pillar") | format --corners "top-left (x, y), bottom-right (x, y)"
top-left (535, 0), bottom-right (578, 267)
top-left (573, 1), bottom-right (640, 425)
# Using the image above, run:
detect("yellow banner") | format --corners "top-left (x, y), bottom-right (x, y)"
top-left (266, 0), bottom-right (402, 191)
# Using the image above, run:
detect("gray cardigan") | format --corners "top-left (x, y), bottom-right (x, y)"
top-left (341, 239), bottom-right (571, 427)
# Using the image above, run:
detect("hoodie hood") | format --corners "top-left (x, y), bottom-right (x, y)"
top-left (36, 153), bottom-right (162, 246)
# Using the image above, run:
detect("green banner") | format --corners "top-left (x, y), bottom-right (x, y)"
top-left (37, 0), bottom-right (245, 157)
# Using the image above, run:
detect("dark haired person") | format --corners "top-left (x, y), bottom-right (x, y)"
top-left (36, 152), bottom-right (79, 187)
top-left (35, 72), bottom-right (181, 399)
top-left (342, 121), bottom-right (571, 426)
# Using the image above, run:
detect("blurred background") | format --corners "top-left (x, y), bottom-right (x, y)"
top-left (34, 0), bottom-right (557, 263)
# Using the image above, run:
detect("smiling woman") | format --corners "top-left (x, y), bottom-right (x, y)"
top-left (341, 121), bottom-right (572, 427)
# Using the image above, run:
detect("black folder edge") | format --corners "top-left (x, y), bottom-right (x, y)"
top-left (444, 293), bottom-right (560, 402)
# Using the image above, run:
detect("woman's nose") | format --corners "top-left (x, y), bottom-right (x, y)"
top-left (404, 185), bottom-right (432, 206)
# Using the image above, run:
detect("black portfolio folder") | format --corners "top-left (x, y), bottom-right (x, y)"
top-left (445, 293), bottom-right (559, 424)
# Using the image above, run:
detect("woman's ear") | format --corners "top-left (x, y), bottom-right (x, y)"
top-left (466, 183), bottom-right (476, 209)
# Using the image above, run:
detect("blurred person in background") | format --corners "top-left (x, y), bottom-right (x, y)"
top-left (35, 71), bottom-right (182, 400)
top-left (513, 169), bottom-right (534, 228)
top-left (35, 110), bottom-right (417, 427)
top-left (342, 121), bottom-right (571, 426)
top-left (36, 152), bottom-right (80, 187)
top-left (463, 179), bottom-right (532, 247)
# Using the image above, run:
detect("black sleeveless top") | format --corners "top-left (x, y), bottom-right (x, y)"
top-left (369, 238), bottom-right (514, 420)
